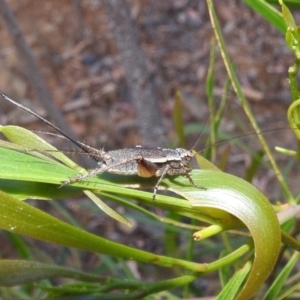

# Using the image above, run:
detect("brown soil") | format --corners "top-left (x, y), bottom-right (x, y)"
top-left (0, 0), bottom-right (299, 297)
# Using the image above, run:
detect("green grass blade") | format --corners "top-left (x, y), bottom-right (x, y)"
top-left (0, 260), bottom-right (107, 286)
top-left (206, 0), bottom-right (294, 203)
top-left (216, 261), bottom-right (252, 300)
top-left (266, 0), bottom-right (300, 7)
top-left (264, 251), bottom-right (300, 299)
top-left (173, 92), bottom-right (186, 148)
top-left (243, 0), bottom-right (286, 34)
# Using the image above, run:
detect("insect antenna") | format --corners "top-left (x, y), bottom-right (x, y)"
top-left (0, 91), bottom-right (101, 162)
top-left (194, 127), bottom-right (292, 159)
top-left (189, 94), bottom-right (292, 164)
top-left (30, 130), bottom-right (107, 164)
top-left (187, 93), bottom-right (293, 168)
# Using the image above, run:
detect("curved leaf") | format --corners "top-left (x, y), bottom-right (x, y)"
top-left (0, 126), bottom-right (282, 298)
top-left (0, 190), bottom-right (208, 272)
top-left (161, 169), bottom-right (282, 300)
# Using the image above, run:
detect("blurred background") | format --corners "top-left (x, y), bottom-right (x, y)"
top-left (0, 0), bottom-right (299, 297)
top-left (0, 1), bottom-right (295, 147)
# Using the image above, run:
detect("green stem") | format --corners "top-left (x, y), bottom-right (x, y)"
top-left (287, 99), bottom-right (300, 165)
top-left (206, 0), bottom-right (294, 203)
top-left (207, 243), bottom-right (251, 272)
top-left (288, 63), bottom-right (300, 102)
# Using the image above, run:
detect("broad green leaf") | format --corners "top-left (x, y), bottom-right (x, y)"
top-left (162, 168), bottom-right (281, 300)
top-left (0, 125), bottom-right (282, 299)
top-left (0, 189), bottom-right (209, 272)
top-left (0, 126), bottom-right (131, 225)
top-left (0, 125), bottom-right (81, 170)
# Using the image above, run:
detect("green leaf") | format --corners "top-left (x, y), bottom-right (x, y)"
top-left (193, 151), bottom-right (222, 171)
top-left (0, 125), bottom-right (282, 298)
top-left (266, 0), bottom-right (300, 7)
top-left (206, 0), bottom-right (294, 204)
top-left (0, 125), bottom-right (81, 170)
top-left (162, 168), bottom-right (281, 300)
top-left (280, 0), bottom-right (297, 28)
top-left (0, 126), bottom-right (131, 225)
top-left (216, 261), bottom-right (252, 300)
top-left (0, 260), bottom-right (106, 286)
top-left (0, 189), bottom-right (210, 272)
top-left (278, 0), bottom-right (300, 59)
top-left (243, 0), bottom-right (286, 34)
top-left (264, 252), bottom-right (300, 299)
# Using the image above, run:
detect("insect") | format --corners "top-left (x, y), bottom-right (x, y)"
top-left (0, 91), bottom-right (205, 200)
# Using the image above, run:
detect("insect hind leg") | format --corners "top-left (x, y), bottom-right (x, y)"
top-left (60, 157), bottom-right (142, 187)
top-left (152, 165), bottom-right (170, 201)
top-left (60, 167), bottom-right (104, 187)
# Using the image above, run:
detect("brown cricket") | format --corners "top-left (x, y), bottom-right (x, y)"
top-left (0, 91), bottom-right (205, 199)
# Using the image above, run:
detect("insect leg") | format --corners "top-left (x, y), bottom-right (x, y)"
top-left (185, 172), bottom-right (206, 190)
top-left (166, 166), bottom-right (206, 191)
top-left (60, 156), bottom-right (144, 187)
top-left (152, 165), bottom-right (171, 201)
top-left (136, 157), bottom-right (158, 177)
